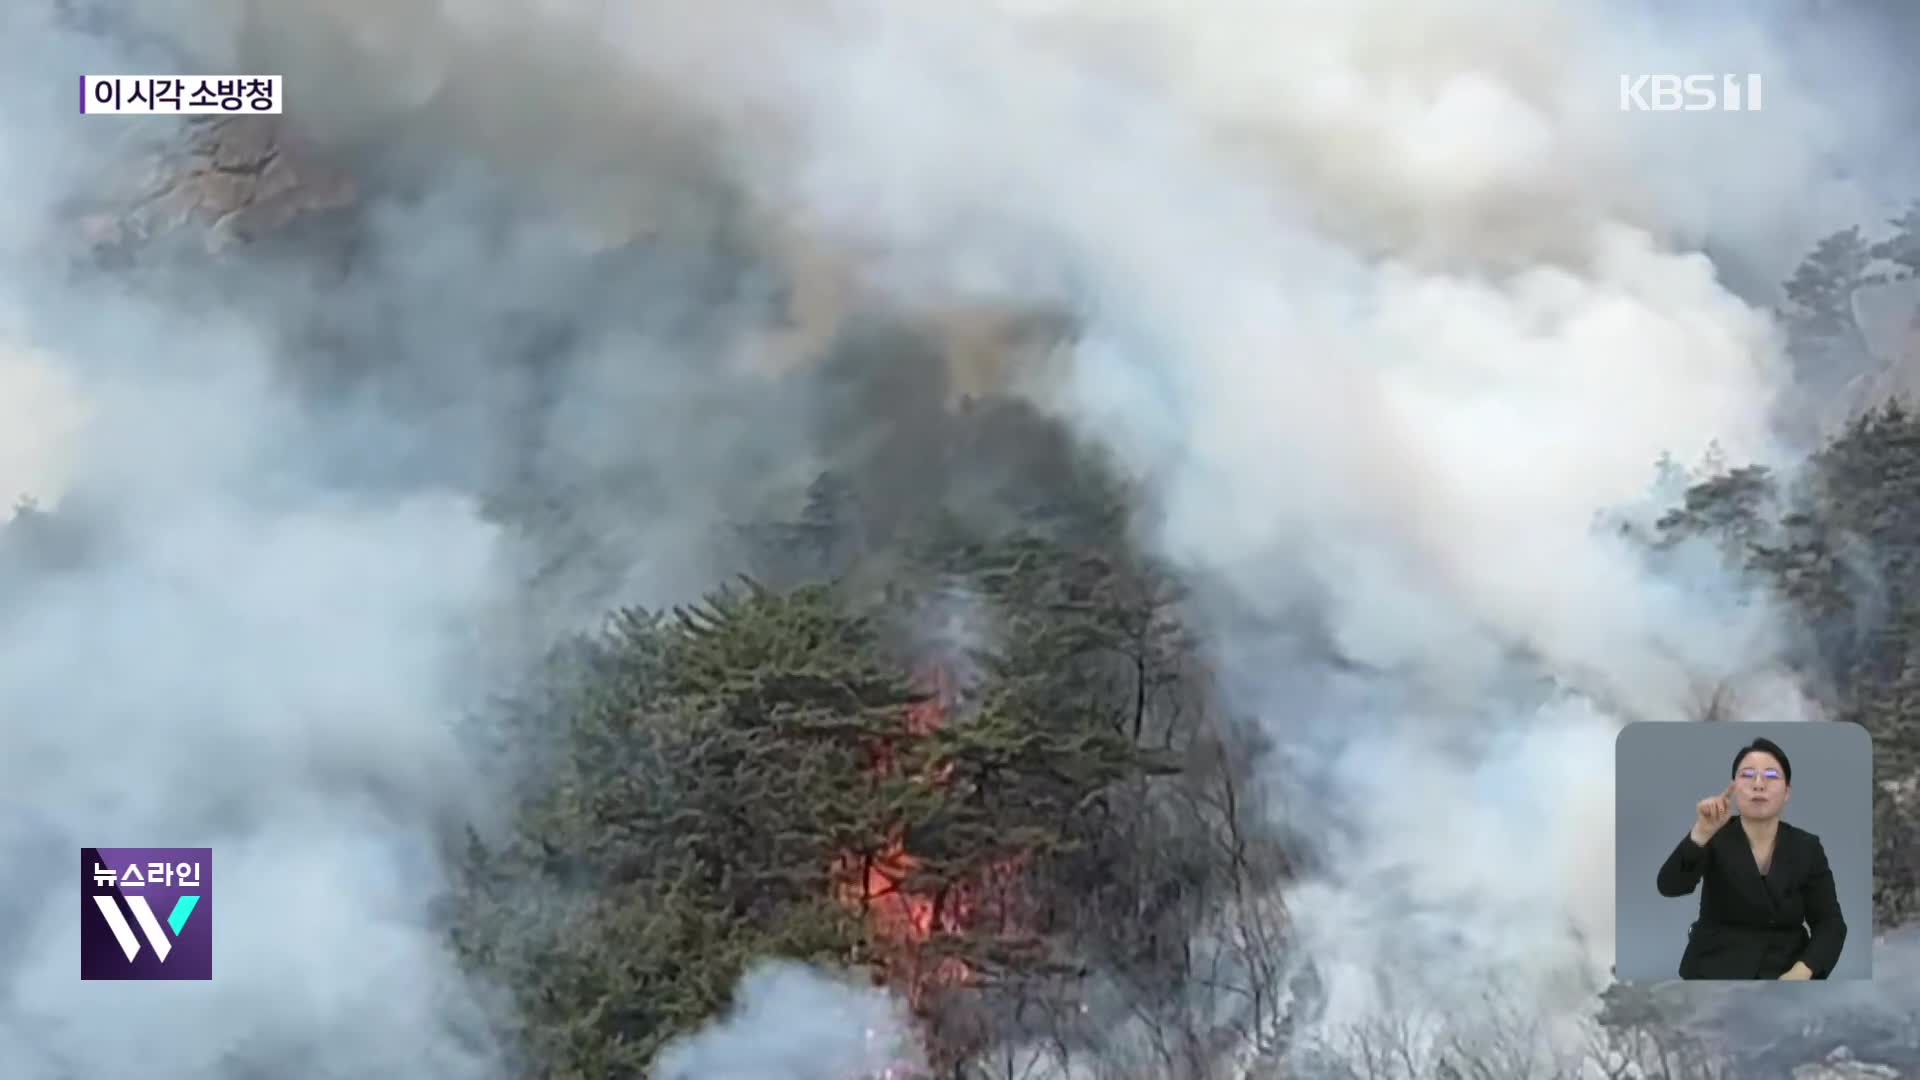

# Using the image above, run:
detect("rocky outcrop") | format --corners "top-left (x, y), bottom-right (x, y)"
top-left (1792, 1046), bottom-right (1906, 1080)
top-left (75, 116), bottom-right (354, 257)
top-left (1834, 277), bottom-right (1920, 424)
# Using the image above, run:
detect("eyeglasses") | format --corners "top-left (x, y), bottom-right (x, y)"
top-left (1738, 768), bottom-right (1783, 783)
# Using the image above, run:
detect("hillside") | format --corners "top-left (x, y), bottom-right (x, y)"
top-left (8, 3), bottom-right (1920, 1078)
top-left (9, 104), bottom-right (1913, 1079)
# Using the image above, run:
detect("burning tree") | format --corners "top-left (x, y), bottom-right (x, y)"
top-left (448, 394), bottom-right (1293, 1078)
top-left (448, 583), bottom-right (929, 1076)
top-left (451, 530), bottom-right (1254, 1074)
top-left (827, 663), bottom-right (1027, 1007)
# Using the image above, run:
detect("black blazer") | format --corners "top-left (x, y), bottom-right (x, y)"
top-left (1655, 819), bottom-right (1846, 979)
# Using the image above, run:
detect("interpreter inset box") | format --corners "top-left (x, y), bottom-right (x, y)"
top-left (1614, 722), bottom-right (1872, 981)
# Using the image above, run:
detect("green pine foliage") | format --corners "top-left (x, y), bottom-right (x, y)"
top-left (449, 586), bottom-right (911, 1076)
top-left (448, 414), bottom-right (1230, 1075)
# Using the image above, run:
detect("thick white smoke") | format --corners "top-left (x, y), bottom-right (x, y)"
top-left (649, 0), bottom-right (1910, 1039)
top-left (0, 3), bottom-right (816, 1078)
top-left (0, 72), bottom-right (521, 1070)
top-left (0, 338), bottom-right (87, 509)
top-left (652, 962), bottom-right (925, 1080)
top-left (0, 317), bottom-right (516, 1076)
top-left (6, 0), bottom-right (1916, 1075)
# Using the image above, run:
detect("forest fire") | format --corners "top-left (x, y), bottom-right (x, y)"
top-left (830, 664), bottom-right (1030, 1008)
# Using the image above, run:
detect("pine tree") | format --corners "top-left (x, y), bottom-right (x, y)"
top-left (449, 583), bottom-right (929, 1076)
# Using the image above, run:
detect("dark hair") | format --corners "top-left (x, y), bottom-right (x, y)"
top-left (1732, 737), bottom-right (1791, 785)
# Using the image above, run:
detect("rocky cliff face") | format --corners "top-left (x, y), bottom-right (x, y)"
top-left (1823, 277), bottom-right (1920, 430)
top-left (74, 116), bottom-right (354, 259)
top-left (1793, 1048), bottom-right (1907, 1080)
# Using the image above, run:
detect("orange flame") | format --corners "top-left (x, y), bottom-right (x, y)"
top-left (830, 663), bottom-right (1028, 1009)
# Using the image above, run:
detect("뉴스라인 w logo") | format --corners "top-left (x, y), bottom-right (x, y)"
top-left (81, 847), bottom-right (211, 980)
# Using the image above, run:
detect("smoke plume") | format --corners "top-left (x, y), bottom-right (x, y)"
top-left (0, 3), bottom-right (826, 1077)
top-left (616, 0), bottom-right (1910, 1041)
top-left (652, 962), bottom-right (925, 1080)
top-left (4, 0), bottom-right (1917, 1076)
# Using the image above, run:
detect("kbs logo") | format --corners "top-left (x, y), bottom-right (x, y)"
top-left (81, 847), bottom-right (211, 980)
top-left (1619, 74), bottom-right (1763, 112)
